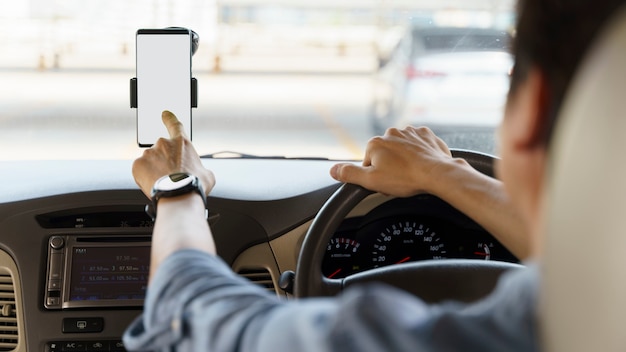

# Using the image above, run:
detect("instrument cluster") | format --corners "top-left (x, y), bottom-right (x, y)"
top-left (322, 194), bottom-right (518, 279)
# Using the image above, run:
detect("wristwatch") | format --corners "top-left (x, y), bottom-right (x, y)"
top-left (145, 173), bottom-right (207, 220)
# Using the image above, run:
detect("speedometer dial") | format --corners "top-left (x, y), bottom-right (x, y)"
top-left (371, 220), bottom-right (447, 268)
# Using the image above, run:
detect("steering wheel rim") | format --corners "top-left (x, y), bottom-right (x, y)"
top-left (294, 149), bottom-right (523, 300)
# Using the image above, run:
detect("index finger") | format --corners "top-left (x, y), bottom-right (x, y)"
top-left (162, 110), bottom-right (187, 139)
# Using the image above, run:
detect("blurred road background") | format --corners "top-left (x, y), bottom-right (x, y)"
top-left (0, 70), bottom-right (373, 160)
top-left (0, 0), bottom-right (514, 160)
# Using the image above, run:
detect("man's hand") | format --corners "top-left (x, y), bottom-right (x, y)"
top-left (330, 126), bottom-right (454, 197)
top-left (133, 111), bottom-right (217, 278)
top-left (132, 110), bottom-right (215, 198)
top-left (331, 125), bottom-right (530, 259)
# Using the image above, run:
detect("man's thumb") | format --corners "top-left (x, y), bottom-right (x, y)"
top-left (330, 163), bottom-right (366, 184)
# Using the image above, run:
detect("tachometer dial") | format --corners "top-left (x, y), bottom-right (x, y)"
top-left (322, 238), bottom-right (361, 279)
top-left (371, 220), bottom-right (446, 268)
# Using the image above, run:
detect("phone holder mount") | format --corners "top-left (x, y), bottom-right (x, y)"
top-left (129, 27), bottom-right (199, 109)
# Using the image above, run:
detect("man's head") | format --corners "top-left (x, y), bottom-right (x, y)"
top-left (497, 0), bottom-right (626, 253)
top-left (509, 0), bottom-right (626, 145)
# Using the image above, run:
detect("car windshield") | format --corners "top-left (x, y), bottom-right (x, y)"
top-left (0, 0), bottom-right (514, 161)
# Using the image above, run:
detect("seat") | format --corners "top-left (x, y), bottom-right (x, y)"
top-left (540, 5), bottom-right (626, 352)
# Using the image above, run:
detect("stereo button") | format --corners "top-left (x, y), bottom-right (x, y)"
top-left (46, 297), bottom-right (60, 306)
top-left (48, 280), bottom-right (61, 290)
top-left (50, 236), bottom-right (65, 249)
top-left (49, 253), bottom-right (63, 280)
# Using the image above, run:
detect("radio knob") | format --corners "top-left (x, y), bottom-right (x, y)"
top-left (50, 236), bottom-right (64, 250)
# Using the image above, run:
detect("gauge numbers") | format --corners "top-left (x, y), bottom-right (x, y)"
top-left (371, 221), bottom-right (446, 268)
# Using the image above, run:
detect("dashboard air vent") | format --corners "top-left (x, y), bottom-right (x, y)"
top-left (0, 273), bottom-right (18, 351)
top-left (238, 269), bottom-right (276, 294)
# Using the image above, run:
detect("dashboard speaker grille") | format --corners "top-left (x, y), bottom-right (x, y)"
top-left (238, 268), bottom-right (276, 294)
top-left (0, 272), bottom-right (18, 351)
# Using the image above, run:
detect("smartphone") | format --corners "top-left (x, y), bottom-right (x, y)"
top-left (136, 28), bottom-right (192, 147)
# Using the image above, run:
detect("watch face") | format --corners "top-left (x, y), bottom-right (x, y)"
top-left (158, 173), bottom-right (194, 191)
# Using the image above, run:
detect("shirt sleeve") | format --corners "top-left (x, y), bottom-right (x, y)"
top-left (123, 249), bottom-right (539, 352)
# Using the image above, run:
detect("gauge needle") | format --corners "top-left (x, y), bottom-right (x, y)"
top-left (328, 268), bottom-right (342, 279)
top-left (396, 257), bottom-right (411, 264)
top-left (474, 252), bottom-right (488, 256)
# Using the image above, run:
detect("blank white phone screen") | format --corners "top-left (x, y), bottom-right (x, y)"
top-left (136, 31), bottom-right (191, 146)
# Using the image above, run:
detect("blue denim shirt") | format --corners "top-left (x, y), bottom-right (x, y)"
top-left (124, 249), bottom-right (539, 351)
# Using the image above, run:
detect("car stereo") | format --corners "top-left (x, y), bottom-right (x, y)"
top-left (44, 235), bottom-right (151, 310)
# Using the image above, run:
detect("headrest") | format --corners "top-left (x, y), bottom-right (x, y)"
top-left (541, 6), bottom-right (626, 351)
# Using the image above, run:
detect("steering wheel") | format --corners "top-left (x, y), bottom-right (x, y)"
top-left (294, 150), bottom-right (523, 303)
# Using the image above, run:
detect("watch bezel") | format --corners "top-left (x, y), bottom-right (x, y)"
top-left (146, 173), bottom-right (207, 220)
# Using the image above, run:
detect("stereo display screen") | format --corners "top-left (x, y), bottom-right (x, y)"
top-left (69, 246), bottom-right (150, 301)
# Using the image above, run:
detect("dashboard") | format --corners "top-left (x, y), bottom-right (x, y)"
top-left (0, 154), bottom-right (514, 351)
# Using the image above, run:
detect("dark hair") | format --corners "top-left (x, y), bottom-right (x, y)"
top-left (509, 0), bottom-right (626, 144)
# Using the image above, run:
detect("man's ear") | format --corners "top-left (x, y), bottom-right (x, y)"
top-left (508, 68), bottom-right (551, 149)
